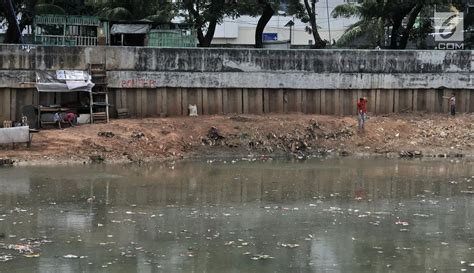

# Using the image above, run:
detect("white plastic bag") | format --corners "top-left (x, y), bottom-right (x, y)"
top-left (188, 104), bottom-right (198, 117)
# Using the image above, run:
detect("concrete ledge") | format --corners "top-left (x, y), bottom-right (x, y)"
top-left (108, 71), bottom-right (474, 90)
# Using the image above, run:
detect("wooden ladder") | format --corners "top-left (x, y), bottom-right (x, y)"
top-left (89, 63), bottom-right (109, 124)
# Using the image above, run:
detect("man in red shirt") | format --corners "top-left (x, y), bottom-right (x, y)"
top-left (357, 97), bottom-right (368, 131)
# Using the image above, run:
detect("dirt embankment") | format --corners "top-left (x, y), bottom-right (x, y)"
top-left (0, 113), bottom-right (473, 165)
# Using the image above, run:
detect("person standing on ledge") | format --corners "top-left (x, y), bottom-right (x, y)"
top-left (443, 93), bottom-right (456, 116)
top-left (449, 93), bottom-right (456, 116)
top-left (357, 97), bottom-right (368, 132)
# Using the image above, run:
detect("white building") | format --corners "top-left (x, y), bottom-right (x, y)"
top-left (212, 0), bottom-right (358, 46)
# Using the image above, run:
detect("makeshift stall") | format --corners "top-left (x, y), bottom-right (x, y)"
top-left (110, 23), bottom-right (151, 46)
top-left (35, 70), bottom-right (95, 128)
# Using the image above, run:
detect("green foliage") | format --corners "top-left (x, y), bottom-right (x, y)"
top-left (35, 0), bottom-right (89, 15)
top-left (332, 0), bottom-right (471, 49)
top-left (93, 0), bottom-right (176, 22)
top-left (34, 4), bottom-right (66, 15)
top-left (332, 1), bottom-right (385, 48)
top-left (233, 0), bottom-right (304, 18)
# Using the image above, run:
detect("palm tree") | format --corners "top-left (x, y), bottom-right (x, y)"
top-left (333, 0), bottom-right (441, 49)
top-left (331, 0), bottom-right (387, 48)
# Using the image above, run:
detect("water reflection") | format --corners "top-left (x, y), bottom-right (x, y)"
top-left (0, 158), bottom-right (473, 273)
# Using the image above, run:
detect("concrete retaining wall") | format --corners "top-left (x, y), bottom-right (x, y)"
top-left (0, 45), bottom-right (473, 121)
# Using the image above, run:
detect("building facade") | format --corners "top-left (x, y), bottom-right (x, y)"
top-left (212, 0), bottom-right (358, 47)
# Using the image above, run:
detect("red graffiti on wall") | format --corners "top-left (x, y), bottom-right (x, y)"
top-left (121, 79), bottom-right (157, 88)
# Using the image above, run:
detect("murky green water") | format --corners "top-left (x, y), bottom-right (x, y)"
top-left (0, 158), bottom-right (473, 273)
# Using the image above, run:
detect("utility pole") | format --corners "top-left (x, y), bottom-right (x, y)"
top-left (325, 0), bottom-right (332, 42)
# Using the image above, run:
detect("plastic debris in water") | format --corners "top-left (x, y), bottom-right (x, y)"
top-left (224, 241), bottom-right (235, 246)
top-left (0, 255), bottom-right (13, 262)
top-left (250, 254), bottom-right (273, 261)
top-left (279, 243), bottom-right (300, 248)
top-left (8, 244), bottom-right (33, 254)
top-left (395, 220), bottom-right (409, 226)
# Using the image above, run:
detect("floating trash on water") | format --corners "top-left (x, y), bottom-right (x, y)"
top-left (0, 255), bottom-right (13, 262)
top-left (8, 244), bottom-right (33, 254)
top-left (278, 243), bottom-right (300, 248)
top-left (24, 253), bottom-right (40, 258)
top-left (413, 214), bottom-right (430, 218)
top-left (395, 220), bottom-right (409, 226)
top-left (250, 254), bottom-right (273, 261)
top-left (63, 254), bottom-right (79, 259)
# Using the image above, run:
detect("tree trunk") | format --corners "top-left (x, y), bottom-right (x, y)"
top-left (3, 0), bottom-right (21, 44)
top-left (20, 0), bottom-right (38, 32)
top-left (389, 16), bottom-right (403, 49)
top-left (389, 4), bottom-right (417, 49)
top-left (304, 0), bottom-right (325, 49)
top-left (255, 3), bottom-right (274, 48)
top-left (198, 19), bottom-right (218, 47)
top-left (399, 4), bottom-right (423, 49)
top-left (185, 0), bottom-right (218, 47)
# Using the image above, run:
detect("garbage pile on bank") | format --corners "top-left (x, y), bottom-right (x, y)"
top-left (201, 119), bottom-right (354, 156)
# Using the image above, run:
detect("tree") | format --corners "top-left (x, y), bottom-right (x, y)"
top-left (332, 0), bottom-right (451, 49)
top-left (302, 0), bottom-right (325, 48)
top-left (386, 1), bottom-right (425, 49)
top-left (246, 0), bottom-right (326, 48)
top-left (235, 0), bottom-right (305, 48)
top-left (1, 0), bottom-right (91, 43)
top-left (181, 0), bottom-right (233, 47)
top-left (2, 0), bottom-right (24, 43)
top-left (255, 0), bottom-right (274, 48)
top-left (331, 0), bottom-right (386, 48)
top-left (93, 0), bottom-right (175, 22)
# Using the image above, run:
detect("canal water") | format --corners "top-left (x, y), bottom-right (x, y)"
top-left (0, 158), bottom-right (473, 273)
